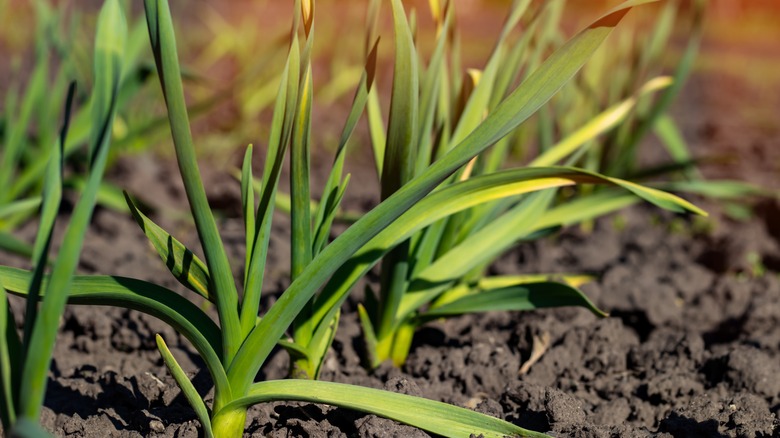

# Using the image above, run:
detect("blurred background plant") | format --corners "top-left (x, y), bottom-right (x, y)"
top-left (0, 0), bottom-right (160, 257)
top-left (0, 1), bottom-right (126, 434)
top-left (0, 0), bottom-right (237, 257)
top-left (522, 0), bottom-right (771, 223)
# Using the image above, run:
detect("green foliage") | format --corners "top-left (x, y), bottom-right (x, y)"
top-left (0, 1), bottom-right (706, 437)
top-left (0, 0), bottom-right (126, 433)
top-left (534, 0), bottom-right (768, 208)
top-left (0, 0), bottom-right (163, 258)
top-left (285, 0), bottom-right (706, 371)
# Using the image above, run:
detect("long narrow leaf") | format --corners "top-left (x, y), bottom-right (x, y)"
top-left (0, 233), bottom-right (33, 259)
top-left (382, 0), bottom-right (419, 198)
top-left (0, 266), bottom-right (229, 403)
top-left (0, 55), bottom-right (47, 203)
top-left (290, 51), bottom-right (314, 281)
top-left (530, 76), bottom-right (673, 167)
top-left (415, 3), bottom-right (452, 174)
top-left (414, 190), bottom-right (554, 287)
top-left (375, 0), bottom-right (420, 348)
top-left (156, 335), bottom-right (214, 438)
top-left (312, 166), bottom-right (703, 342)
top-left (228, 0), bottom-right (660, 394)
top-left (0, 199), bottom-right (42, 221)
top-left (240, 32), bottom-right (301, 338)
top-left (224, 380), bottom-right (547, 438)
top-left (20, 0), bottom-right (126, 420)
top-left (290, 0), bottom-right (317, 358)
top-left (240, 145), bottom-right (255, 285)
top-left (22, 81), bottom-right (73, 354)
top-left (313, 39), bottom-right (378, 253)
top-left (144, 0), bottom-right (241, 364)
top-left (421, 282), bottom-right (607, 320)
top-left (0, 286), bottom-right (19, 428)
top-left (125, 193), bottom-right (212, 302)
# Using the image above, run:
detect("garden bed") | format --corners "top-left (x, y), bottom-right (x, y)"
top-left (2, 2), bottom-right (779, 437)
top-left (2, 141), bottom-right (778, 437)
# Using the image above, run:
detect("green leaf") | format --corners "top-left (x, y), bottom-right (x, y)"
top-left (357, 304), bottom-right (380, 369)
top-left (415, 4), bottom-right (452, 174)
top-left (312, 175), bottom-right (350, 254)
top-left (422, 282), bottom-right (607, 320)
top-left (124, 192), bottom-right (212, 302)
top-left (414, 191), bottom-right (554, 287)
top-left (657, 180), bottom-right (774, 200)
top-left (0, 232), bottom-right (33, 259)
top-left (312, 166), bottom-right (703, 340)
top-left (607, 0), bottom-right (704, 176)
top-left (0, 285), bottom-right (19, 428)
top-left (489, 0), bottom-right (557, 110)
top-left (313, 39), bottom-right (378, 254)
top-left (363, 0), bottom-right (384, 176)
top-left (0, 266), bottom-right (229, 405)
top-left (652, 114), bottom-right (700, 180)
top-left (144, 0), bottom-right (241, 364)
top-left (20, 0), bottom-right (126, 421)
top-left (277, 338), bottom-right (310, 362)
top-left (0, 54), bottom-right (48, 204)
top-left (535, 189), bottom-right (639, 230)
top-left (389, 321), bottom-right (415, 367)
top-left (290, 55), bottom-right (316, 354)
top-left (450, 0), bottom-right (531, 150)
top-left (240, 145), bottom-right (255, 286)
top-left (156, 335), bottom-right (214, 438)
top-left (375, 0), bottom-right (420, 351)
top-left (224, 380), bottom-right (548, 438)
top-left (291, 308), bottom-right (339, 380)
top-left (478, 274), bottom-right (595, 290)
top-left (0, 199), bottom-right (41, 221)
top-left (65, 177), bottom-right (132, 213)
top-left (22, 81), bottom-right (72, 358)
top-left (240, 32), bottom-right (301, 338)
top-left (382, 0), bottom-right (419, 197)
top-left (366, 87), bottom-right (386, 177)
top-left (228, 0), bottom-right (661, 395)
top-left (290, 59), bottom-right (314, 283)
top-left (531, 76), bottom-right (673, 167)
top-left (8, 418), bottom-right (52, 438)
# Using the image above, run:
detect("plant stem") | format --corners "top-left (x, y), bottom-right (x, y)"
top-left (211, 407), bottom-right (247, 438)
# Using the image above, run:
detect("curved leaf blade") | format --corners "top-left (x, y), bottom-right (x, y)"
top-left (144, 0), bottom-right (241, 363)
top-left (225, 380), bottom-right (548, 438)
top-left (313, 166), bottom-right (703, 326)
top-left (422, 282), bottom-right (607, 320)
top-left (229, 0), bottom-right (660, 393)
top-left (20, 0), bottom-right (126, 420)
top-left (125, 192), bottom-right (212, 302)
top-left (156, 335), bottom-right (214, 438)
top-left (0, 285), bottom-right (19, 428)
top-left (0, 266), bottom-right (229, 402)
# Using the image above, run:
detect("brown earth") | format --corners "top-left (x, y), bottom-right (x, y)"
top-left (2, 1), bottom-right (780, 437)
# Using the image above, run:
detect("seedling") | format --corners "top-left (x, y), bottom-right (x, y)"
top-left (0, 0), bottom-right (169, 256)
top-left (285, 0), bottom-right (706, 371)
top-left (0, 0), bottom-right (702, 437)
top-left (0, 1), bottom-right (126, 435)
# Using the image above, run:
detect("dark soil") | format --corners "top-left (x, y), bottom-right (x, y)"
top-left (2, 3), bottom-right (780, 437)
top-left (2, 139), bottom-right (780, 438)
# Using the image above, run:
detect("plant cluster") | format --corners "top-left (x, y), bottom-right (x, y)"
top-left (0, 0), bottom-right (180, 258)
top-left (1, 1), bottom-right (126, 435)
top-left (526, 0), bottom-right (766, 214)
top-left (0, 1), bottom-right (709, 437)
